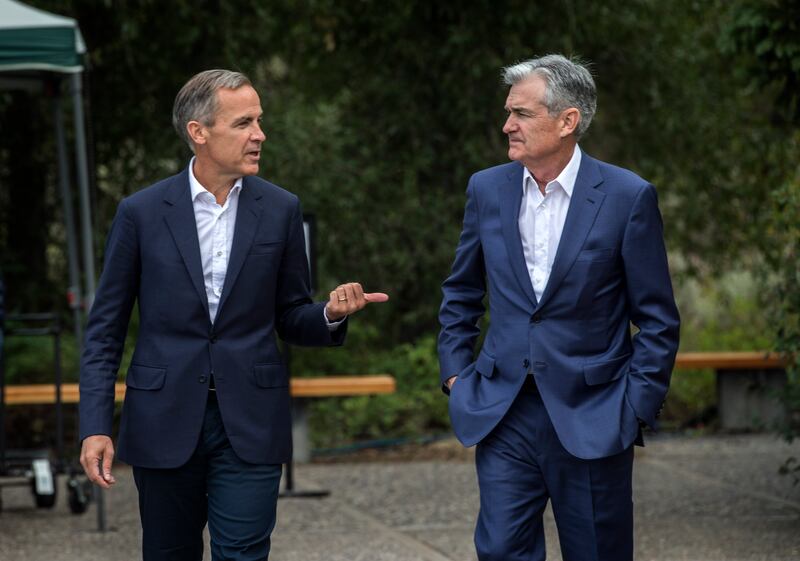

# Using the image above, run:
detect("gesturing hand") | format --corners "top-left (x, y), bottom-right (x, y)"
top-left (325, 282), bottom-right (389, 321)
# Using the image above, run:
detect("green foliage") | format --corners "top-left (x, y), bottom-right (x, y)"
top-left (4, 0), bottom-right (800, 447)
top-left (290, 325), bottom-right (448, 447)
top-left (721, 0), bottom-right (800, 471)
top-left (721, 0), bottom-right (800, 125)
top-left (2, 334), bottom-right (78, 384)
top-left (763, 156), bottom-right (800, 444)
top-left (663, 273), bottom-right (773, 427)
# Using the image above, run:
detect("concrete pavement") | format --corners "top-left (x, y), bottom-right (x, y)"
top-left (1, 433), bottom-right (798, 560)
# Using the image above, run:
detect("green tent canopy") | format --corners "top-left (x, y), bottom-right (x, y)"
top-left (0, 0), bottom-right (86, 73)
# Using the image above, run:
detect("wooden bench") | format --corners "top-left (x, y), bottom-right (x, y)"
top-left (3, 375), bottom-right (396, 462)
top-left (674, 352), bottom-right (789, 430)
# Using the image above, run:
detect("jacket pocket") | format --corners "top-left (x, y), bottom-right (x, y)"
top-left (249, 240), bottom-right (284, 255)
top-left (125, 364), bottom-right (166, 390)
top-left (474, 350), bottom-right (496, 379)
top-left (583, 353), bottom-right (631, 386)
top-left (575, 247), bottom-right (615, 262)
top-left (254, 363), bottom-right (289, 388)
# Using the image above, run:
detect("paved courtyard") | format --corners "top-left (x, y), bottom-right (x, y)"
top-left (1, 433), bottom-right (798, 560)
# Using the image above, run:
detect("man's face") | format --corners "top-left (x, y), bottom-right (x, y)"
top-left (194, 85), bottom-right (265, 178)
top-left (502, 75), bottom-right (566, 170)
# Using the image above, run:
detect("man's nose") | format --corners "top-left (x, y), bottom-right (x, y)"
top-left (252, 125), bottom-right (266, 142)
top-left (502, 115), bottom-right (515, 134)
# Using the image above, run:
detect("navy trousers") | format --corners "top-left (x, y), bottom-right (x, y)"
top-left (132, 392), bottom-right (282, 561)
top-left (474, 379), bottom-right (634, 561)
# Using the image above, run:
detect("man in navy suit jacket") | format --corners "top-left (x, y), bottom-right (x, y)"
top-left (439, 55), bottom-right (680, 560)
top-left (79, 69), bottom-right (387, 561)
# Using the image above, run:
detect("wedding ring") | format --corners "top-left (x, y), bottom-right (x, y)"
top-left (338, 296), bottom-right (348, 302)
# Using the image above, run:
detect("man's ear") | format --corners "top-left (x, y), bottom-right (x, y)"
top-left (560, 108), bottom-right (581, 138)
top-left (186, 120), bottom-right (206, 146)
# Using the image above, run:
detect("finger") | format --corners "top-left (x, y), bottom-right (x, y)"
top-left (335, 286), bottom-right (348, 307)
top-left (83, 453), bottom-right (110, 488)
top-left (364, 292), bottom-right (390, 303)
top-left (326, 290), bottom-right (345, 321)
top-left (102, 445), bottom-right (116, 484)
top-left (342, 283), bottom-right (360, 312)
top-left (350, 283), bottom-right (365, 308)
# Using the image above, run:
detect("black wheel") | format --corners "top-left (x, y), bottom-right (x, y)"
top-left (34, 487), bottom-right (57, 508)
top-left (67, 477), bottom-right (90, 515)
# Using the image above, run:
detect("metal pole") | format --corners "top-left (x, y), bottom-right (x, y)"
top-left (70, 72), bottom-right (105, 532)
top-left (69, 73), bottom-right (96, 311)
top-left (0, 275), bottom-right (6, 476)
top-left (52, 83), bottom-right (84, 348)
top-left (53, 324), bottom-right (64, 473)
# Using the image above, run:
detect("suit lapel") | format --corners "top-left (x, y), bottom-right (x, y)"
top-left (163, 169), bottom-right (210, 320)
top-left (536, 154), bottom-right (605, 310)
top-left (499, 163), bottom-right (538, 308)
top-left (216, 177), bottom-right (263, 318)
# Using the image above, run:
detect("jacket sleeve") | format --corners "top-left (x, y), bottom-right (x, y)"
top-left (621, 184), bottom-right (681, 428)
top-left (438, 176), bottom-right (486, 392)
top-left (275, 197), bottom-right (346, 347)
top-left (79, 199), bottom-right (140, 440)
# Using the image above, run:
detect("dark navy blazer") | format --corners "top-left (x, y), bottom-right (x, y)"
top-left (439, 153), bottom-right (680, 460)
top-left (79, 169), bottom-right (344, 468)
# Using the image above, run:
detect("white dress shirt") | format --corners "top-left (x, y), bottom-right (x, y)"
top-left (518, 145), bottom-right (582, 301)
top-left (188, 158), bottom-right (242, 324)
top-left (188, 158), bottom-right (342, 328)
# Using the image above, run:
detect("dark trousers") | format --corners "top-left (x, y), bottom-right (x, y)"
top-left (474, 379), bottom-right (634, 561)
top-left (132, 393), bottom-right (282, 561)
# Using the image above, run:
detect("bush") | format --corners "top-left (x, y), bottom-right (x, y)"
top-left (663, 271), bottom-right (773, 429)
top-left (289, 323), bottom-right (449, 448)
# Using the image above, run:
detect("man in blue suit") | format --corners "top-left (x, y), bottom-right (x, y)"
top-left (79, 69), bottom-right (387, 561)
top-left (439, 55), bottom-right (680, 560)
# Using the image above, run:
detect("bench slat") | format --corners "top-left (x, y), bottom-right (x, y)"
top-left (673, 351), bottom-right (787, 370)
top-left (2, 375), bottom-right (396, 406)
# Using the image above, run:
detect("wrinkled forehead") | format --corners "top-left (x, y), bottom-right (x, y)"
top-left (505, 75), bottom-right (547, 109)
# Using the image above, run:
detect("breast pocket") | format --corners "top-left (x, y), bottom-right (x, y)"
top-left (575, 247), bottom-right (615, 262)
top-left (249, 240), bottom-right (284, 256)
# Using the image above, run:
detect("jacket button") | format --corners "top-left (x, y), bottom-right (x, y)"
top-left (523, 359), bottom-right (530, 369)
top-left (210, 333), bottom-right (217, 343)
top-left (531, 314), bottom-right (542, 323)
top-left (198, 375), bottom-right (207, 383)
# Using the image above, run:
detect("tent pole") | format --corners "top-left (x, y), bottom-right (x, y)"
top-left (69, 72), bottom-right (96, 311)
top-left (69, 72), bottom-right (106, 533)
top-left (53, 79), bottom-right (84, 351)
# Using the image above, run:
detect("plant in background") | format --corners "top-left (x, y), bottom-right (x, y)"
top-left (722, 0), bottom-right (800, 482)
top-left (768, 163), bottom-right (800, 484)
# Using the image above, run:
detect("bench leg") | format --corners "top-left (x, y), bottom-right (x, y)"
top-left (291, 399), bottom-right (311, 463)
top-left (717, 369), bottom-right (787, 430)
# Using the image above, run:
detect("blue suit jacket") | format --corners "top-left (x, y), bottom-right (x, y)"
top-left (439, 153), bottom-right (680, 460)
top-left (79, 169), bottom-right (345, 468)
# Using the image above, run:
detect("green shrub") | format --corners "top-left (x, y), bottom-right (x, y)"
top-left (664, 272), bottom-right (773, 428)
top-left (290, 323), bottom-right (449, 448)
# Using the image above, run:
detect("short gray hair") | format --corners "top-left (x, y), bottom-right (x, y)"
top-left (502, 54), bottom-right (596, 139)
top-left (172, 69), bottom-right (252, 151)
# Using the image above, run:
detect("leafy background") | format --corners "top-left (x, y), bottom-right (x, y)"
top-left (0, 0), bottom-right (797, 451)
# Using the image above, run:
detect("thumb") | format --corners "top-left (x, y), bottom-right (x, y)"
top-left (364, 292), bottom-right (390, 303)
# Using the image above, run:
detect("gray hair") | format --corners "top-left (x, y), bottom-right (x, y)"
top-left (502, 54), bottom-right (596, 139)
top-left (172, 69), bottom-right (252, 151)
